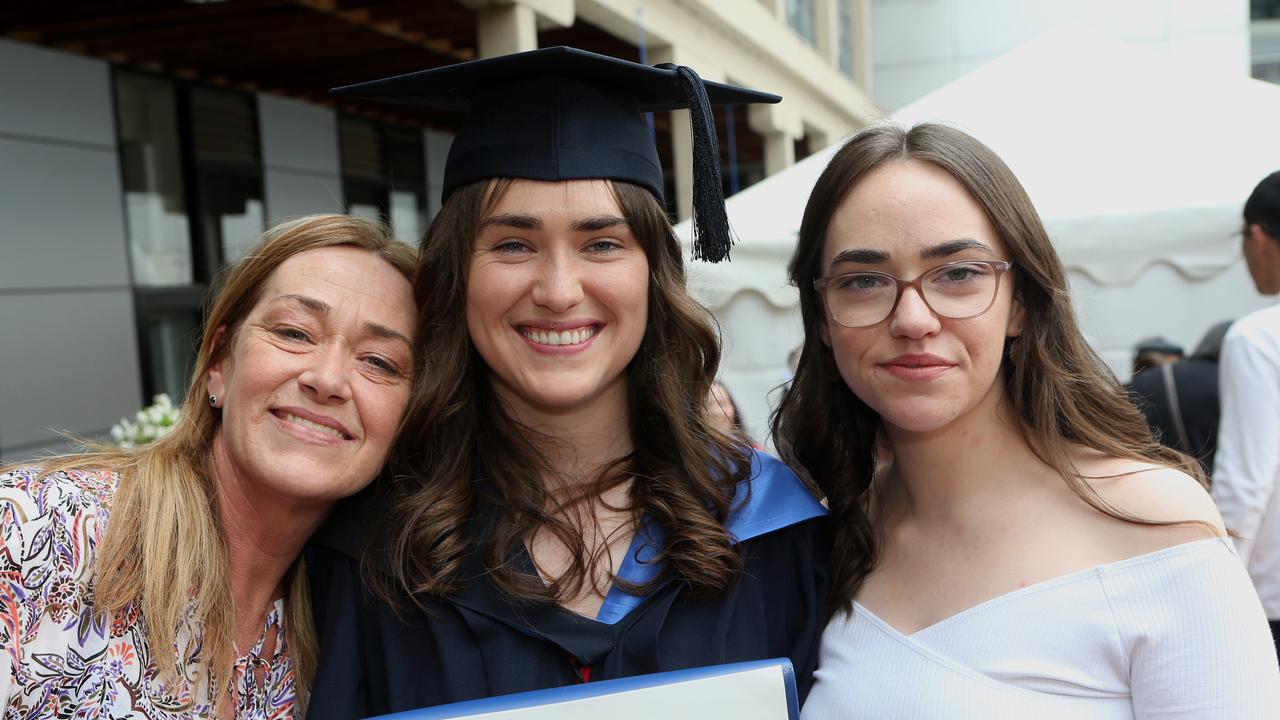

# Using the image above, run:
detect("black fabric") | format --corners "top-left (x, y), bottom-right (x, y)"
top-left (304, 489), bottom-right (830, 719)
top-left (328, 46), bottom-right (779, 264)
top-left (1271, 620), bottom-right (1280, 665)
top-left (328, 46), bottom-right (778, 206)
top-left (1127, 358), bottom-right (1221, 475)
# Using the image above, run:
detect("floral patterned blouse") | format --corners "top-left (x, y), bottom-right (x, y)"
top-left (0, 467), bottom-right (298, 718)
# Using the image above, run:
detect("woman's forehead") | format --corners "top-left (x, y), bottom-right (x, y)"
top-left (487, 178), bottom-right (623, 217)
top-left (825, 160), bottom-right (1003, 261)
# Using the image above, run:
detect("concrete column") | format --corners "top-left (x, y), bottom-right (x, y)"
top-left (649, 46), bottom-right (694, 221)
top-left (852, 0), bottom-right (872, 90)
top-left (805, 123), bottom-right (835, 153)
top-left (815, 0), bottom-right (839, 64)
top-left (476, 3), bottom-right (538, 57)
top-left (748, 102), bottom-right (803, 176)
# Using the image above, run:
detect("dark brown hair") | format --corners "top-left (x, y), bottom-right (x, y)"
top-left (771, 123), bottom-right (1204, 615)
top-left (378, 179), bottom-right (749, 606)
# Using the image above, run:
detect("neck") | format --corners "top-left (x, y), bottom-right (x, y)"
top-left (209, 435), bottom-right (328, 648)
top-left (881, 385), bottom-right (1043, 526)
top-left (495, 376), bottom-right (635, 488)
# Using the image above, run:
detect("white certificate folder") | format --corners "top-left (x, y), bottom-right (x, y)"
top-left (368, 658), bottom-right (799, 720)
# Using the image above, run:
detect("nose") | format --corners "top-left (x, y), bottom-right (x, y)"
top-left (530, 252), bottom-right (584, 313)
top-left (299, 341), bottom-right (353, 404)
top-left (887, 286), bottom-right (941, 339)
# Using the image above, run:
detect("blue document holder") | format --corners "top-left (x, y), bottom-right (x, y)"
top-left (367, 658), bottom-right (799, 720)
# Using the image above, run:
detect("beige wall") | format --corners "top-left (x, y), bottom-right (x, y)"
top-left (468, 0), bottom-right (879, 218)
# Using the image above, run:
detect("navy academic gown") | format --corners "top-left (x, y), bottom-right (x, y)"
top-left (305, 450), bottom-right (830, 719)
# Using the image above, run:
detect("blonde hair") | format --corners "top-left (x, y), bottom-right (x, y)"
top-left (27, 214), bottom-right (417, 713)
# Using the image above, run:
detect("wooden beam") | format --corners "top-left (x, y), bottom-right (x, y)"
top-left (288, 0), bottom-right (471, 61)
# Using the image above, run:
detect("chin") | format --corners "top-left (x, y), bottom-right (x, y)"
top-left (260, 457), bottom-right (366, 502)
top-left (873, 401), bottom-right (961, 435)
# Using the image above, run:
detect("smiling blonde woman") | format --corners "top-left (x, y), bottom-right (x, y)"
top-left (0, 214), bottom-right (417, 719)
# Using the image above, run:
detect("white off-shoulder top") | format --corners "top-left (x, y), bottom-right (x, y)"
top-left (802, 539), bottom-right (1280, 719)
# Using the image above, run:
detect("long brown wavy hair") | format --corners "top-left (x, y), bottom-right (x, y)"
top-left (771, 123), bottom-right (1205, 616)
top-left (377, 178), bottom-right (749, 606)
top-left (13, 215), bottom-right (417, 714)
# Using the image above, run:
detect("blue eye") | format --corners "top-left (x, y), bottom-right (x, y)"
top-left (587, 239), bottom-right (621, 253)
top-left (363, 355), bottom-right (399, 374)
top-left (274, 327), bottom-right (310, 342)
top-left (494, 239), bottom-right (531, 254)
top-left (933, 264), bottom-right (990, 285)
top-left (834, 274), bottom-right (890, 292)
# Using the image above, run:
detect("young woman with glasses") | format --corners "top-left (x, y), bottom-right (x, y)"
top-left (775, 123), bottom-right (1280, 718)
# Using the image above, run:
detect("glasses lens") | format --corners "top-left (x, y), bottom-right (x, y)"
top-left (922, 262), bottom-right (999, 318)
top-left (825, 272), bottom-right (897, 327)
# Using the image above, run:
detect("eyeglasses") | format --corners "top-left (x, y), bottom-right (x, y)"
top-left (814, 260), bottom-right (1014, 329)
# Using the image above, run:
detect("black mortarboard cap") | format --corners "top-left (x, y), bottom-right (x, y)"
top-left (329, 46), bottom-right (781, 262)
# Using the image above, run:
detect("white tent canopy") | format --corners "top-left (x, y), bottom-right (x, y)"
top-left (676, 25), bottom-right (1280, 440)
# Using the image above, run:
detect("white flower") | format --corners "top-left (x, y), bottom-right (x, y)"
top-left (111, 394), bottom-right (181, 449)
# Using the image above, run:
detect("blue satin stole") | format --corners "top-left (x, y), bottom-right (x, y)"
top-left (593, 449), bottom-right (827, 625)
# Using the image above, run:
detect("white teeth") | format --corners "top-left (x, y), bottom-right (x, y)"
top-left (523, 326), bottom-right (595, 347)
top-left (281, 413), bottom-right (345, 439)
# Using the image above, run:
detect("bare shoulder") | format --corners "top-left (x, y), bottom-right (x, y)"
top-left (1074, 453), bottom-right (1225, 550)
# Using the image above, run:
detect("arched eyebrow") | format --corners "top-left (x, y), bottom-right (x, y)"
top-left (921, 238), bottom-right (994, 259)
top-left (572, 215), bottom-right (628, 233)
top-left (270, 294), bottom-right (411, 350)
top-left (272, 293), bottom-right (329, 314)
top-left (480, 213), bottom-right (541, 230)
top-left (364, 322), bottom-right (412, 351)
top-left (829, 238), bottom-right (995, 270)
top-left (830, 248), bottom-right (889, 269)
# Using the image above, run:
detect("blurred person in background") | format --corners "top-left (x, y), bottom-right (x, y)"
top-left (1128, 320), bottom-right (1231, 477)
top-left (705, 380), bottom-right (761, 449)
top-left (0, 215), bottom-right (418, 718)
top-left (1130, 336), bottom-right (1185, 376)
top-left (1213, 169), bottom-right (1280, 657)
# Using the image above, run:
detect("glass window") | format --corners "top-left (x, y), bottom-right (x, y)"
top-left (339, 116), bottom-right (427, 245)
top-left (135, 292), bottom-right (203, 401)
top-left (787, 0), bottom-right (817, 46)
top-left (1255, 61), bottom-right (1280, 83)
top-left (188, 87), bottom-right (265, 266)
top-left (837, 0), bottom-right (854, 76)
top-left (1253, 0), bottom-right (1280, 20)
top-left (115, 72), bottom-right (193, 287)
top-left (113, 72), bottom-right (266, 404)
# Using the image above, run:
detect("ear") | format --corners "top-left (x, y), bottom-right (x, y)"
top-left (1006, 294), bottom-right (1027, 338)
top-left (1254, 223), bottom-right (1280, 257)
top-left (205, 325), bottom-right (230, 402)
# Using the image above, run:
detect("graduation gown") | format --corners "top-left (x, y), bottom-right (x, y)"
top-left (305, 449), bottom-right (830, 719)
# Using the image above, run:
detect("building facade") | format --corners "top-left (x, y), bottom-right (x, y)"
top-left (0, 0), bottom-right (874, 460)
top-left (870, 0), bottom-right (1252, 111)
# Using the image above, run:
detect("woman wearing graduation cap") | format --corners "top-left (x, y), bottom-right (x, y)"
top-left (305, 48), bottom-right (829, 718)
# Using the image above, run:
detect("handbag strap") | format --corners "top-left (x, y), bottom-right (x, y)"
top-left (1160, 362), bottom-right (1194, 454)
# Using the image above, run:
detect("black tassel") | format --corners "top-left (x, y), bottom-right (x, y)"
top-left (673, 65), bottom-right (734, 263)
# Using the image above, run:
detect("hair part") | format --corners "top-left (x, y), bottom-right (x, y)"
top-left (19, 214), bottom-right (417, 713)
top-left (375, 178), bottom-right (749, 610)
top-left (771, 123), bottom-right (1206, 616)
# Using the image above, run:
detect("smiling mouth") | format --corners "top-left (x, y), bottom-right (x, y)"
top-left (519, 325), bottom-right (598, 347)
top-left (272, 410), bottom-right (352, 441)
